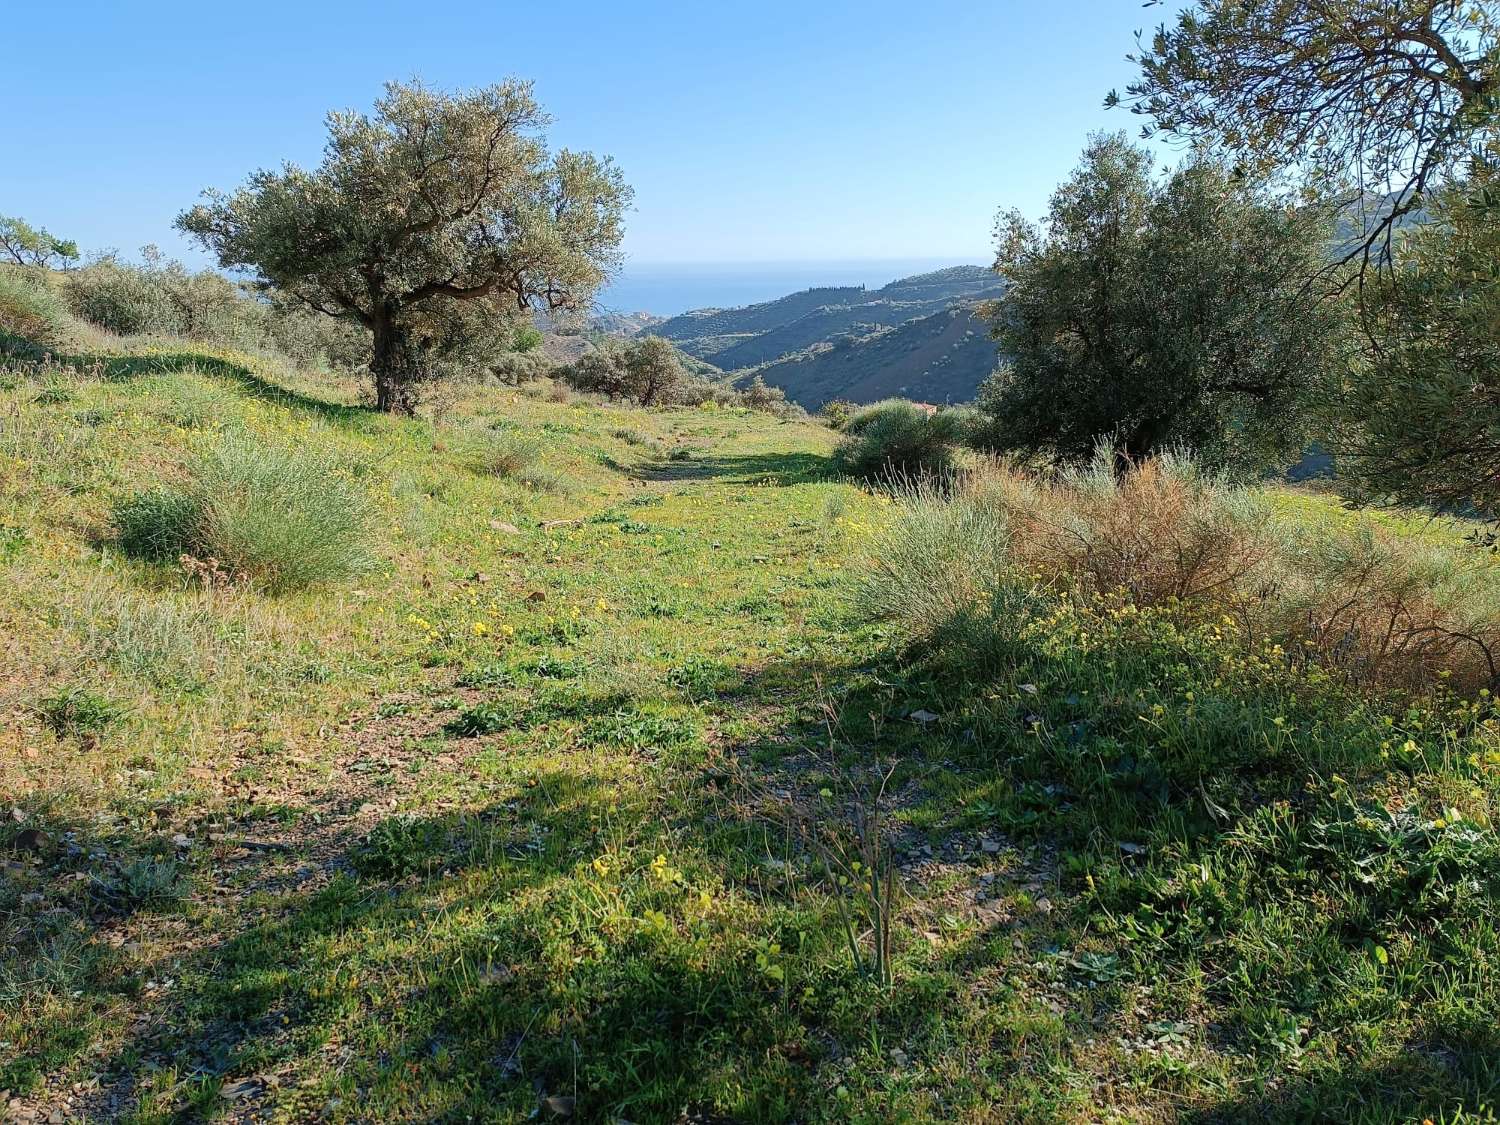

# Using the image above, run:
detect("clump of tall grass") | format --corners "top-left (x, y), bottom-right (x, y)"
top-left (860, 451), bottom-right (1500, 696)
top-left (515, 464), bottom-right (575, 495)
top-left (60, 574), bottom-right (291, 689)
top-left (462, 427), bottom-right (543, 478)
top-left (114, 428), bottom-right (372, 593)
top-left (833, 399), bottom-right (960, 480)
top-left (853, 476), bottom-right (1012, 650)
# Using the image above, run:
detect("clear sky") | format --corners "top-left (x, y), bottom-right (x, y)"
top-left (1, 0), bottom-right (1183, 268)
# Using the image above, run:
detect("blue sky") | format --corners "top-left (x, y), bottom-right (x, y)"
top-left (2, 0), bottom-right (1183, 268)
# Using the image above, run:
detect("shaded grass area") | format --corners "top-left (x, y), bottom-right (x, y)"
top-left (3, 340), bottom-right (1499, 1122)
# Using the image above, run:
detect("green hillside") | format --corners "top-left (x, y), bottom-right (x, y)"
top-left (645, 266), bottom-right (1005, 400)
top-left (651, 286), bottom-right (869, 349)
top-left (5, 323), bottom-right (1498, 1121)
top-left (751, 304), bottom-right (999, 408)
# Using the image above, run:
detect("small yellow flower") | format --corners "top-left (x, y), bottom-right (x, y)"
top-left (595, 598), bottom-right (609, 612)
top-left (472, 621), bottom-right (489, 637)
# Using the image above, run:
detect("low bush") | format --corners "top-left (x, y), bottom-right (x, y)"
top-left (0, 268), bottom-right (80, 354)
top-left (114, 429), bottom-right (371, 593)
top-left (819, 398), bottom-right (856, 430)
top-left (833, 399), bottom-right (960, 480)
top-left (61, 252), bottom-right (365, 371)
top-left (989, 447), bottom-right (1272, 606)
top-left (861, 452), bottom-right (1500, 696)
top-left (65, 257), bottom-right (179, 336)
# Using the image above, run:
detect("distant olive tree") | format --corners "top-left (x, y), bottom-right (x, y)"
top-left (561, 335), bottom-right (685, 405)
top-left (623, 335), bottom-right (683, 406)
top-left (1117, 0), bottom-right (1500, 271)
top-left (979, 133), bottom-right (1349, 472)
top-left (178, 80), bottom-right (630, 412)
top-left (0, 214), bottom-right (79, 269)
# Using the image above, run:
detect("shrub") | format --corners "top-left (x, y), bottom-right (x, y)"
top-left (741, 374), bottom-right (786, 413)
top-left (992, 447), bottom-right (1271, 606)
top-left (59, 251), bottom-right (367, 371)
top-left (861, 452), bottom-right (1500, 696)
top-left (1267, 516), bottom-right (1500, 695)
top-left (0, 268), bottom-right (78, 353)
top-left (66, 257), bottom-right (178, 336)
top-left (833, 399), bottom-right (960, 480)
top-left (114, 429), bottom-right (371, 593)
top-left (819, 399), bottom-right (856, 430)
top-left (464, 428), bottom-right (543, 477)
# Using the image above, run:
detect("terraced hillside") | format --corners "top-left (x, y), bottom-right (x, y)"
top-left (651, 286), bottom-right (869, 357)
top-left (644, 267), bottom-right (1005, 400)
top-left (751, 303), bottom-right (999, 408)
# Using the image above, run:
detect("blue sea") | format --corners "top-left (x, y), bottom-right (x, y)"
top-left (596, 258), bottom-right (983, 317)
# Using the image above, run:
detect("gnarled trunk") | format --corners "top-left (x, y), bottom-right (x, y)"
top-left (371, 315), bottom-right (420, 414)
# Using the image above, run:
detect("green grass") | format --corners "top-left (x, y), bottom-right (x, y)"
top-left (113, 425), bottom-right (373, 592)
top-left (2, 336), bottom-right (1498, 1122)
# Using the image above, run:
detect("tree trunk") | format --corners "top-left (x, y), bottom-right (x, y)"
top-left (371, 315), bottom-right (419, 414)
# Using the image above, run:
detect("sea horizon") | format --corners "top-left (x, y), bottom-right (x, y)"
top-left (595, 257), bottom-right (989, 317)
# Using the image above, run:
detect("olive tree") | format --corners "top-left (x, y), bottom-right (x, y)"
top-left (178, 80), bottom-right (629, 412)
top-left (978, 133), bottom-right (1349, 472)
top-left (1332, 172), bottom-right (1500, 515)
top-left (560, 335), bottom-right (686, 405)
top-left (1116, 0), bottom-right (1500, 271)
top-left (0, 214), bottom-right (78, 269)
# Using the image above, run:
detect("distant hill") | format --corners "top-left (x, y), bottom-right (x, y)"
top-left (639, 265), bottom-right (1005, 405)
top-left (746, 304), bottom-right (1000, 409)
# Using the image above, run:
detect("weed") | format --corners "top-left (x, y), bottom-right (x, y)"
top-left (351, 816), bottom-right (452, 878)
top-left (34, 688), bottom-right (126, 737)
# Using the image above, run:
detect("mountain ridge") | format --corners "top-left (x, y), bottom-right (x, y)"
top-left (634, 264), bottom-right (1005, 408)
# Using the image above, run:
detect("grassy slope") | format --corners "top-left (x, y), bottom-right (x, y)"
top-left (2, 343), bottom-right (1497, 1123)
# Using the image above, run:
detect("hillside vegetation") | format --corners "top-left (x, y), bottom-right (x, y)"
top-left (647, 266), bottom-right (1005, 408)
top-left (10, 15), bottom-right (1500, 1117)
top-left (3, 305), bottom-right (1498, 1122)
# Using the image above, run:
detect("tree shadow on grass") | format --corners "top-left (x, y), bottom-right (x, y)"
top-left (48, 766), bottom-right (843, 1123)
top-left (632, 450), bottom-right (834, 486)
top-left (16, 634), bottom-right (1500, 1122)
top-left (51, 348), bottom-right (377, 430)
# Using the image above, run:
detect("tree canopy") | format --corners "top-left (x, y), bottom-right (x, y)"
top-left (1331, 169), bottom-right (1500, 514)
top-left (178, 79), bottom-right (630, 412)
top-left (0, 214), bottom-right (79, 269)
top-left (562, 335), bottom-right (687, 406)
top-left (1117, 0), bottom-right (1500, 270)
top-left (978, 133), bottom-right (1348, 473)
